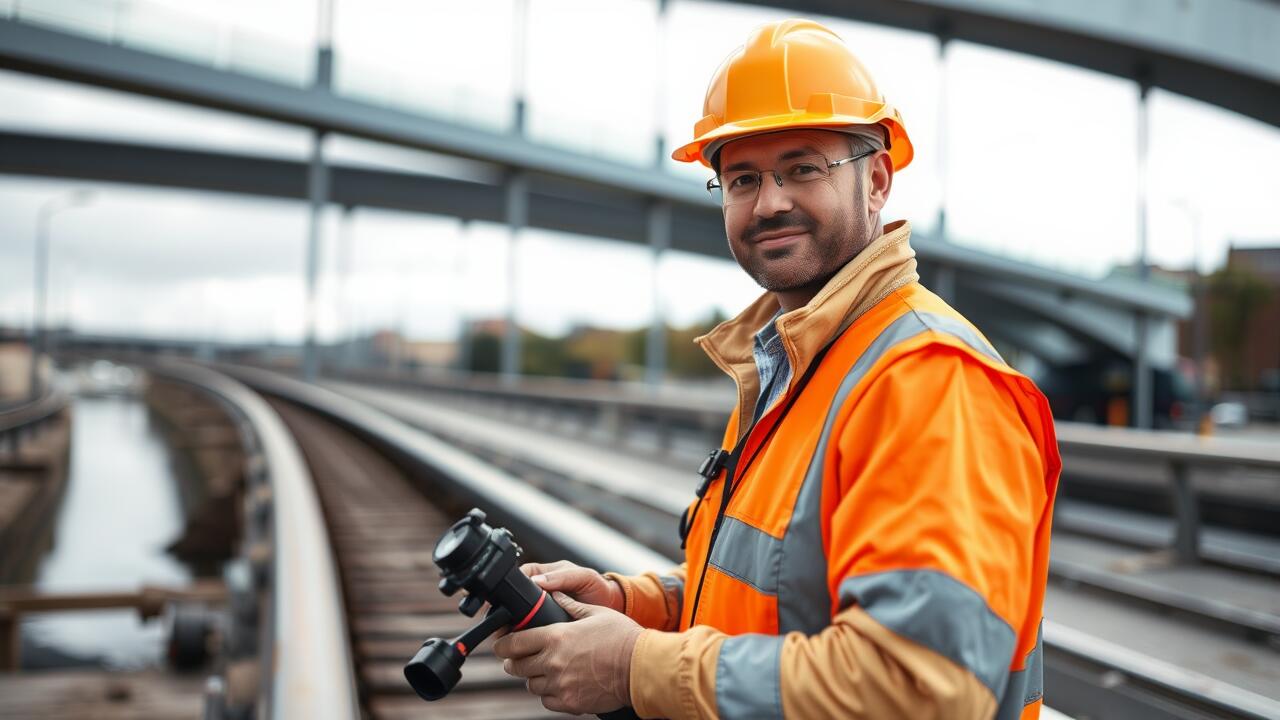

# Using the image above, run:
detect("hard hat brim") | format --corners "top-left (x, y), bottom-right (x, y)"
top-left (672, 111), bottom-right (913, 172)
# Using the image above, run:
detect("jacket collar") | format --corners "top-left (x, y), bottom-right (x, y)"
top-left (696, 219), bottom-right (919, 440)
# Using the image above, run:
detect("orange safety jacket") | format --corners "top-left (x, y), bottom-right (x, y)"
top-left (608, 220), bottom-right (1061, 719)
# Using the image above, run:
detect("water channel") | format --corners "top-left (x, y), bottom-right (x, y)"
top-left (22, 378), bottom-right (192, 669)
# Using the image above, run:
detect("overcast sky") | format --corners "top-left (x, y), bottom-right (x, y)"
top-left (0, 0), bottom-right (1277, 343)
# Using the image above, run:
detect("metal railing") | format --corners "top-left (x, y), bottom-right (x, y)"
top-left (0, 384), bottom-right (69, 455)
top-left (149, 360), bottom-right (359, 720)
top-left (1053, 422), bottom-right (1280, 564)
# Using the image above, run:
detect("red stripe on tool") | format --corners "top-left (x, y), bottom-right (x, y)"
top-left (454, 641), bottom-right (468, 656)
top-left (513, 591), bottom-right (548, 631)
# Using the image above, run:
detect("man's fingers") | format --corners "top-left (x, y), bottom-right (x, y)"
top-left (526, 675), bottom-right (551, 696)
top-left (492, 626), bottom-right (548, 660)
top-left (518, 562), bottom-right (557, 578)
top-left (519, 560), bottom-right (575, 578)
top-left (552, 591), bottom-right (596, 620)
top-left (531, 567), bottom-right (599, 594)
top-left (504, 654), bottom-right (545, 679)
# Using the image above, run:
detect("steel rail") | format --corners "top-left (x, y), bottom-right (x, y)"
top-left (147, 359), bottom-right (359, 720)
top-left (219, 364), bottom-right (671, 578)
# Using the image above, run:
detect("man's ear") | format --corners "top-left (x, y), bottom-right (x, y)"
top-left (866, 152), bottom-right (894, 214)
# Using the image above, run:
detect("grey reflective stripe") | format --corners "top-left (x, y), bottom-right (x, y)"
top-left (838, 570), bottom-right (1016, 698)
top-left (709, 517), bottom-right (781, 595)
top-left (916, 311), bottom-right (1004, 364)
top-left (658, 574), bottom-right (684, 620)
top-left (715, 634), bottom-right (784, 719)
top-left (997, 621), bottom-right (1044, 719)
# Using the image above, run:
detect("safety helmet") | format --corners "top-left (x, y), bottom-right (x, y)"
top-left (672, 19), bottom-right (913, 172)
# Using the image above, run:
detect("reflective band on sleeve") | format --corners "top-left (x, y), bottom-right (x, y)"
top-left (715, 634), bottom-right (784, 719)
top-left (996, 621), bottom-right (1044, 719)
top-left (839, 569), bottom-right (1016, 698)
top-left (659, 574), bottom-right (684, 619)
top-left (709, 517), bottom-right (781, 595)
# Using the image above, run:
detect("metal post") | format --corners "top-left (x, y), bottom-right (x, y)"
top-left (1170, 461), bottom-right (1200, 563)
top-left (336, 206), bottom-right (355, 372)
top-left (933, 32), bottom-right (956, 303)
top-left (302, 37), bottom-right (333, 384)
top-left (512, 0), bottom-right (528, 136)
top-left (502, 172), bottom-right (527, 384)
top-left (31, 205), bottom-right (51, 401)
top-left (29, 190), bottom-right (91, 401)
top-left (646, 201), bottom-right (671, 387)
top-left (303, 133), bottom-right (328, 383)
top-left (653, 0), bottom-right (669, 168)
top-left (456, 219), bottom-right (473, 373)
top-left (1134, 80), bottom-right (1153, 428)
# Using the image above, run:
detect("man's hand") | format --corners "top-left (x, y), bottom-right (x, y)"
top-left (493, 591), bottom-right (642, 714)
top-left (520, 561), bottom-right (625, 613)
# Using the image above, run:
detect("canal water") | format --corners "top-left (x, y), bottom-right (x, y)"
top-left (22, 386), bottom-right (192, 669)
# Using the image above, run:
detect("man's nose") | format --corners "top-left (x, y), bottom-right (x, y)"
top-left (751, 172), bottom-right (793, 217)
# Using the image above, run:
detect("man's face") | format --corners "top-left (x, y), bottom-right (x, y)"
top-left (716, 129), bottom-right (882, 294)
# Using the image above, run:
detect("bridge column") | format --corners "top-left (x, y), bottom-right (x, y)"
top-left (336, 205), bottom-right (355, 372)
top-left (302, 10), bottom-right (335, 384)
top-left (502, 0), bottom-right (530, 386)
top-left (502, 172), bottom-right (528, 384)
top-left (1133, 80), bottom-right (1153, 428)
top-left (646, 201), bottom-right (671, 387)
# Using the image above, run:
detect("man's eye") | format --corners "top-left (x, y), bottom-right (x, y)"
top-left (729, 174), bottom-right (759, 189)
top-left (790, 163), bottom-right (821, 176)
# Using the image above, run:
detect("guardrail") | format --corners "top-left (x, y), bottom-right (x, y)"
top-left (0, 384), bottom-right (69, 454)
top-left (339, 367), bottom-right (1280, 567)
top-left (148, 360), bottom-right (359, 720)
top-left (1054, 423), bottom-right (1280, 564)
top-left (335, 366), bottom-right (732, 453)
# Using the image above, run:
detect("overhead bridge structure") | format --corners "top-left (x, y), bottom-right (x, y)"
top-left (2, 0), bottom-right (1247, 423)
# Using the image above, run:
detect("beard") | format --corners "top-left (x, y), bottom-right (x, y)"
top-left (733, 205), bottom-right (871, 294)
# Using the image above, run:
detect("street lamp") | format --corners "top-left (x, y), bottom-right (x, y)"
top-left (29, 188), bottom-right (94, 400)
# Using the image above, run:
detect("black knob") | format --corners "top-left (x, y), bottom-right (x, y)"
top-left (438, 577), bottom-right (460, 596)
top-left (459, 593), bottom-right (485, 618)
top-left (404, 638), bottom-right (464, 701)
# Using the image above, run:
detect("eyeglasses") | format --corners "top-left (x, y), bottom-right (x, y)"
top-left (706, 149), bottom-right (877, 206)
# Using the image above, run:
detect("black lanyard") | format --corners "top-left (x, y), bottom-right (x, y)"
top-left (683, 341), bottom-right (835, 627)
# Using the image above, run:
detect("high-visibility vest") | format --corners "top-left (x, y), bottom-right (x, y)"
top-left (680, 281), bottom-right (1061, 719)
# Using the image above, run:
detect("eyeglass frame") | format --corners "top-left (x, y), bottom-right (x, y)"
top-left (705, 148), bottom-right (879, 206)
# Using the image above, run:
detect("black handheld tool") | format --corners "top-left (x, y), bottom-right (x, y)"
top-left (404, 508), bottom-right (640, 720)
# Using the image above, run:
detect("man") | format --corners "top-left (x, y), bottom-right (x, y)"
top-left (494, 19), bottom-right (1061, 719)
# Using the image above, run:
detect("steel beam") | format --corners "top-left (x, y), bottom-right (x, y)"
top-left (730, 0), bottom-right (1280, 128)
top-left (0, 19), bottom-right (711, 206)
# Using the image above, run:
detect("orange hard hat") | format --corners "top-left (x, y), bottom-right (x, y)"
top-left (673, 19), bottom-right (913, 171)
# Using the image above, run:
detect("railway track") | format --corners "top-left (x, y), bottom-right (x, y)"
top-left (268, 399), bottom-right (581, 720)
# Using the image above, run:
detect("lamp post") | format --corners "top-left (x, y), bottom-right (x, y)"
top-left (29, 188), bottom-right (94, 401)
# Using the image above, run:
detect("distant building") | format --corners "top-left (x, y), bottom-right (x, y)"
top-left (1224, 245), bottom-right (1280, 393)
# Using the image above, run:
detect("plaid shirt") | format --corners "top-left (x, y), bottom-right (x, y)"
top-left (751, 309), bottom-right (792, 424)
